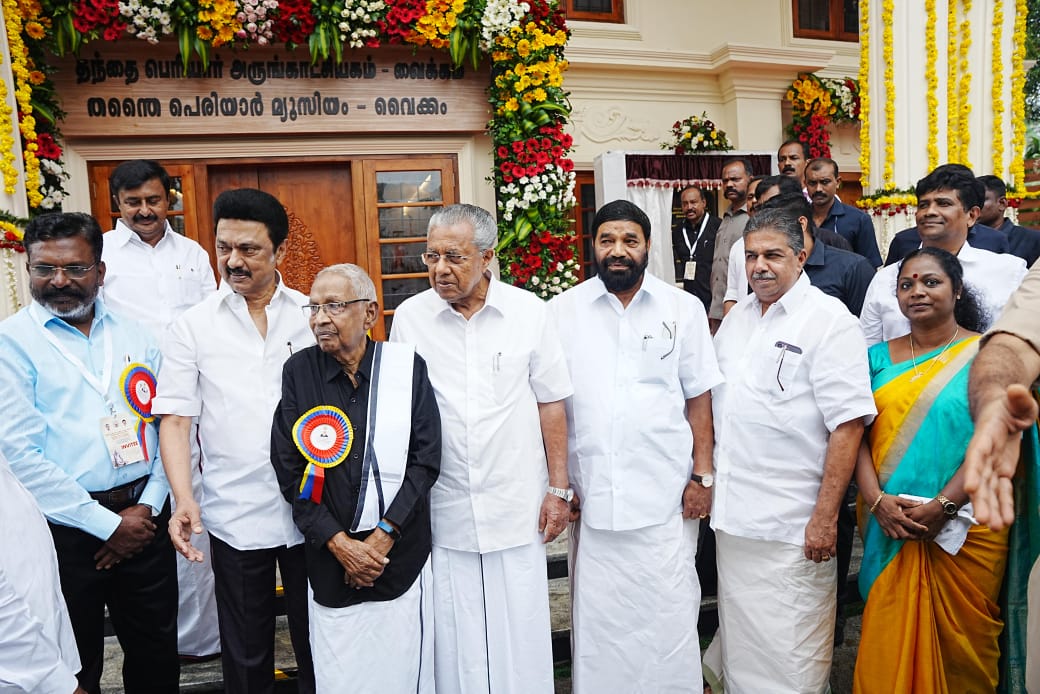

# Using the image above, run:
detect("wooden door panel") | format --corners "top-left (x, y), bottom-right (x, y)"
top-left (206, 164), bottom-right (354, 294)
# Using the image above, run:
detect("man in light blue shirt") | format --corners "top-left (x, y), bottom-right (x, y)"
top-left (0, 212), bottom-right (178, 694)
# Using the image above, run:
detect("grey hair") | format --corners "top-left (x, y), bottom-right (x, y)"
top-left (428, 203), bottom-right (499, 251)
top-left (743, 207), bottom-right (804, 253)
top-left (313, 263), bottom-right (377, 301)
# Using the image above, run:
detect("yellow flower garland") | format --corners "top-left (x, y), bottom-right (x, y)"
top-left (947, 0), bottom-right (959, 162)
top-left (2, 0), bottom-right (41, 207)
top-left (858, 0), bottom-right (871, 189)
top-left (925, 0), bottom-right (938, 169)
top-left (991, 0), bottom-right (1004, 177)
top-left (1009, 0), bottom-right (1027, 190)
top-left (882, 0), bottom-right (895, 188)
top-left (0, 50), bottom-right (17, 194)
top-left (957, 0), bottom-right (972, 169)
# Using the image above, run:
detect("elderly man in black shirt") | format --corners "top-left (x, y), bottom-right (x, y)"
top-left (271, 263), bottom-right (441, 692)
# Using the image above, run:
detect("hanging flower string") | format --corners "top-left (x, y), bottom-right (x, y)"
top-left (991, 0), bottom-right (1004, 177)
top-left (881, 0), bottom-right (894, 188)
top-left (956, 0), bottom-right (972, 169)
top-left (858, 0), bottom-right (871, 189)
top-left (1009, 0), bottom-right (1027, 192)
top-left (924, 0), bottom-right (938, 170)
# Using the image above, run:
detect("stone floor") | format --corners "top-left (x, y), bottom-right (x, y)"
top-left (101, 528), bottom-right (863, 692)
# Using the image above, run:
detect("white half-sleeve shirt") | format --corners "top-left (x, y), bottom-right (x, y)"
top-left (390, 277), bottom-right (573, 554)
top-left (549, 273), bottom-right (723, 531)
top-left (711, 274), bottom-right (876, 546)
top-left (152, 278), bottom-right (315, 550)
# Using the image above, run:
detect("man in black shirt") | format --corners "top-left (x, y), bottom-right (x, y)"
top-left (977, 174), bottom-right (1040, 266)
top-left (271, 263), bottom-right (441, 693)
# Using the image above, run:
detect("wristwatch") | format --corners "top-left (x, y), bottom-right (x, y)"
top-left (548, 486), bottom-right (574, 503)
top-left (376, 519), bottom-right (401, 540)
top-left (691, 472), bottom-right (714, 489)
top-left (934, 494), bottom-right (958, 518)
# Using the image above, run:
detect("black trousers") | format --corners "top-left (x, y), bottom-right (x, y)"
top-left (49, 503), bottom-right (179, 694)
top-left (209, 534), bottom-right (315, 694)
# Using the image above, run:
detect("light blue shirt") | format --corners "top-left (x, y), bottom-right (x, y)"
top-left (0, 298), bottom-right (168, 540)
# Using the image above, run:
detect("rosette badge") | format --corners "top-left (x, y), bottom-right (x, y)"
top-left (293, 405), bottom-right (354, 503)
top-left (121, 363), bottom-right (158, 422)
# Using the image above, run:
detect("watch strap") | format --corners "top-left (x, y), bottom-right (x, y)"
top-left (377, 519), bottom-right (401, 540)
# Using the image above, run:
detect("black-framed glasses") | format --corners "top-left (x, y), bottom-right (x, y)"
top-left (420, 251), bottom-right (472, 267)
top-left (29, 263), bottom-right (97, 279)
top-left (301, 299), bottom-right (372, 317)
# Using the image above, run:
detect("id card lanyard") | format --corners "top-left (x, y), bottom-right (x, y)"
top-left (37, 317), bottom-right (116, 416)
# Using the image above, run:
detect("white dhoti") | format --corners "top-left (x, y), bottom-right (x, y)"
top-left (432, 539), bottom-right (554, 694)
top-left (174, 428), bottom-right (220, 656)
top-left (704, 530), bottom-right (835, 694)
top-left (310, 560), bottom-right (434, 693)
top-left (570, 515), bottom-right (702, 694)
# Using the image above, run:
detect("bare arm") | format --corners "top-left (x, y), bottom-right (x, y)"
top-left (537, 399), bottom-right (570, 543)
top-left (804, 417), bottom-right (865, 562)
top-left (964, 333), bottom-right (1040, 529)
top-left (682, 392), bottom-right (714, 519)
top-left (158, 414), bottom-right (204, 561)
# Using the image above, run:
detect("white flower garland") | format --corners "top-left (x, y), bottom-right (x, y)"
top-left (480, 0), bottom-right (529, 50)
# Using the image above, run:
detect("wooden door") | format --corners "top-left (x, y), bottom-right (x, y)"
top-left (205, 163), bottom-right (356, 295)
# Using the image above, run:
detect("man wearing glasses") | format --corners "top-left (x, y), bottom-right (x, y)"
top-left (153, 189), bottom-right (316, 694)
top-left (549, 200), bottom-right (722, 693)
top-left (390, 203), bottom-right (573, 694)
top-left (0, 212), bottom-right (179, 693)
top-left (704, 208), bottom-right (875, 692)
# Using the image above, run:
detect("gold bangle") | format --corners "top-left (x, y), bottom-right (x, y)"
top-left (869, 492), bottom-right (885, 514)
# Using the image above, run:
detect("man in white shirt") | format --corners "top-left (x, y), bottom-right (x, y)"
top-left (0, 449), bottom-right (84, 694)
top-left (861, 165), bottom-right (1028, 345)
top-left (153, 189), bottom-right (316, 694)
top-left (705, 208), bottom-right (876, 692)
top-left (100, 159), bottom-right (220, 659)
top-left (390, 203), bottom-right (573, 694)
top-left (549, 200), bottom-right (722, 693)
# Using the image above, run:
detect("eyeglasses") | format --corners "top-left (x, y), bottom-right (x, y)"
top-left (420, 251), bottom-right (473, 267)
top-left (29, 263), bottom-right (97, 279)
top-left (301, 299), bottom-right (372, 317)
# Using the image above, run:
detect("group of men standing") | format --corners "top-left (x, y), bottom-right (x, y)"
top-left (3, 147), bottom-right (1038, 694)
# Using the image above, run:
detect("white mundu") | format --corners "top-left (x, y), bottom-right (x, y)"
top-left (391, 277), bottom-right (573, 694)
top-left (859, 243), bottom-right (1026, 346)
top-left (102, 218), bottom-right (221, 657)
top-left (709, 274), bottom-right (875, 692)
top-left (550, 272), bottom-right (723, 693)
top-left (0, 451), bottom-right (80, 692)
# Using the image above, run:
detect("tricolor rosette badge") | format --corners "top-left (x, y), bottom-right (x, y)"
top-left (292, 406), bottom-right (353, 504)
top-left (120, 363), bottom-right (157, 422)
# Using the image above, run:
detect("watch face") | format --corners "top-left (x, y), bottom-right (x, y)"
top-left (702, 474), bottom-right (714, 488)
top-left (943, 501), bottom-right (957, 516)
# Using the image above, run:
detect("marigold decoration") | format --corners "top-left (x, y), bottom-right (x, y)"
top-left (924, 0), bottom-right (938, 169)
top-left (0, 219), bottom-right (25, 252)
top-left (956, 0), bottom-right (972, 169)
top-left (858, 0), bottom-right (871, 189)
top-left (4, 0), bottom-right (44, 208)
top-left (881, 0), bottom-right (895, 188)
top-left (5, 0), bottom-right (578, 293)
top-left (785, 73), bottom-right (860, 159)
top-left (991, 0), bottom-right (1004, 177)
top-left (1009, 0), bottom-right (1027, 191)
top-left (661, 113), bottom-right (733, 155)
top-left (0, 51), bottom-right (17, 195)
top-left (857, 188), bottom-right (918, 216)
top-left (946, 0), bottom-right (958, 162)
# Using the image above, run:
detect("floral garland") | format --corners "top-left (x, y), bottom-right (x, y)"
top-left (785, 73), bottom-right (859, 159)
top-left (0, 47), bottom-right (17, 194)
top-left (4, 0), bottom-right (43, 208)
top-left (924, 0), bottom-right (938, 169)
top-left (1009, 0), bottom-right (1027, 191)
top-left (881, 0), bottom-right (894, 188)
top-left (858, 0), bottom-right (870, 188)
top-left (6, 0), bottom-right (577, 289)
top-left (957, 0), bottom-right (972, 169)
top-left (856, 188), bottom-right (917, 216)
top-left (991, 0), bottom-right (1004, 177)
top-left (661, 113), bottom-right (732, 154)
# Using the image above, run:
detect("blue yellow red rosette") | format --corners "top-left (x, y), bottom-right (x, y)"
top-left (120, 363), bottom-right (157, 422)
top-left (293, 405), bottom-right (353, 503)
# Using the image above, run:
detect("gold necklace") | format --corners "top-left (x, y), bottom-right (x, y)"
top-left (909, 327), bottom-right (959, 381)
